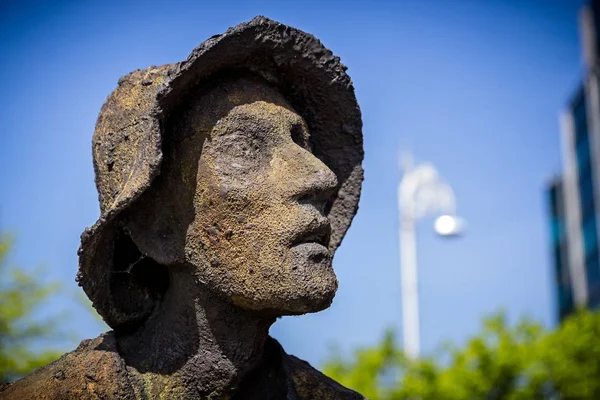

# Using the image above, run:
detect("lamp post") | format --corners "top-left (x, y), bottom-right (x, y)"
top-left (397, 153), bottom-right (464, 358)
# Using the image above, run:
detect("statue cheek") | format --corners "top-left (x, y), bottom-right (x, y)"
top-left (266, 150), bottom-right (295, 196)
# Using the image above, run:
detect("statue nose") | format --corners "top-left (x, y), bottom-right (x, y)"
top-left (291, 148), bottom-right (338, 205)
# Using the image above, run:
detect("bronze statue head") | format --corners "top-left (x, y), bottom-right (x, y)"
top-left (77, 17), bottom-right (364, 331)
top-left (0, 17), bottom-right (368, 400)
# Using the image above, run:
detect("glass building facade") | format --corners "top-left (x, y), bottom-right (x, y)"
top-left (592, 0), bottom-right (600, 59)
top-left (549, 82), bottom-right (600, 320)
top-left (572, 87), bottom-right (600, 308)
top-left (548, 1), bottom-right (600, 321)
top-left (548, 179), bottom-right (573, 320)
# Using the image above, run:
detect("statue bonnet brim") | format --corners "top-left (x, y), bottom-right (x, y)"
top-left (77, 16), bottom-right (364, 330)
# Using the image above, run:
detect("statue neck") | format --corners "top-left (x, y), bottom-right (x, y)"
top-left (117, 265), bottom-right (275, 398)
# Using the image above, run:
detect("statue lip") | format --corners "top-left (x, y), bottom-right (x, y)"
top-left (291, 217), bottom-right (331, 248)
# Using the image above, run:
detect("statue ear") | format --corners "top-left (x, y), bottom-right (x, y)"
top-left (121, 198), bottom-right (185, 266)
top-left (121, 97), bottom-right (205, 267)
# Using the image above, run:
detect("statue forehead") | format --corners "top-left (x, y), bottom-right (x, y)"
top-left (167, 74), bottom-right (304, 146)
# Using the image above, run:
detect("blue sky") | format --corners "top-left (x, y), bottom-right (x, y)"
top-left (0, 0), bottom-right (586, 366)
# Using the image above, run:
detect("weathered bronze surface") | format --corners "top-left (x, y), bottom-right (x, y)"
top-left (2, 16), bottom-right (364, 399)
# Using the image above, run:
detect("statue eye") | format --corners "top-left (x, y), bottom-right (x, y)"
top-left (230, 130), bottom-right (261, 158)
top-left (290, 123), bottom-right (311, 151)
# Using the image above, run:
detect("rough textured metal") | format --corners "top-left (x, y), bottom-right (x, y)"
top-left (2, 16), bottom-right (365, 399)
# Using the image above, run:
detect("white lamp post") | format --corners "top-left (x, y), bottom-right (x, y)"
top-left (398, 153), bottom-right (464, 358)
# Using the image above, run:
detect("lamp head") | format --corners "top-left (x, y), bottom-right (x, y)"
top-left (434, 215), bottom-right (465, 237)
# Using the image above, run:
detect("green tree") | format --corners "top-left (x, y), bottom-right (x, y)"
top-left (323, 310), bottom-right (600, 399)
top-left (0, 234), bottom-right (64, 383)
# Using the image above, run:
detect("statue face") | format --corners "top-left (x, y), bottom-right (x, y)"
top-left (130, 76), bottom-right (340, 315)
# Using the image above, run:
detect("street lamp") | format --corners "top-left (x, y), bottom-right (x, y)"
top-left (434, 214), bottom-right (465, 237)
top-left (397, 153), bottom-right (464, 358)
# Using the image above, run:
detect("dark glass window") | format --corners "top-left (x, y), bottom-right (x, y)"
top-left (573, 87), bottom-right (596, 224)
top-left (546, 179), bottom-right (574, 320)
top-left (559, 284), bottom-right (574, 319)
top-left (556, 243), bottom-right (574, 319)
top-left (549, 184), bottom-right (559, 216)
top-left (585, 239), bottom-right (600, 309)
top-left (592, 0), bottom-right (600, 59)
top-left (576, 133), bottom-right (591, 172)
top-left (583, 215), bottom-right (598, 256)
top-left (590, 290), bottom-right (600, 309)
top-left (579, 167), bottom-right (596, 221)
top-left (573, 88), bottom-right (587, 144)
top-left (551, 219), bottom-right (563, 244)
top-left (548, 184), bottom-right (565, 244)
top-left (586, 247), bottom-right (600, 285)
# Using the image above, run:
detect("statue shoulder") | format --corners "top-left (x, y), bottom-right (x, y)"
top-left (286, 353), bottom-right (366, 400)
top-left (0, 332), bottom-right (135, 400)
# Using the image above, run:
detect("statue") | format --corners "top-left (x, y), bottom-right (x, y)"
top-left (1, 16), bottom-right (364, 399)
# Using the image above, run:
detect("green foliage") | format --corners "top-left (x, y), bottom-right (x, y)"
top-left (323, 310), bottom-right (600, 399)
top-left (324, 330), bottom-right (405, 399)
top-left (0, 234), bottom-right (64, 383)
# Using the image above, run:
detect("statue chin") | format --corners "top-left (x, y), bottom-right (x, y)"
top-left (279, 243), bottom-right (340, 315)
top-left (274, 279), bottom-right (338, 316)
top-left (226, 262), bottom-right (339, 316)
top-left (234, 288), bottom-right (338, 317)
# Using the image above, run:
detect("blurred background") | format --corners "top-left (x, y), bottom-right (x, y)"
top-left (1, 0), bottom-right (599, 398)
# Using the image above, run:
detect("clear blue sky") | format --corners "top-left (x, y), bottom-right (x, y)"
top-left (0, 0), bottom-right (586, 366)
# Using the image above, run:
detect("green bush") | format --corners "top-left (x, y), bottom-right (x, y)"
top-left (323, 310), bottom-right (600, 399)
